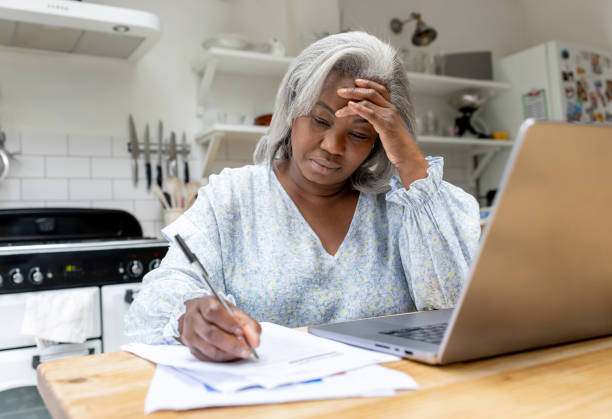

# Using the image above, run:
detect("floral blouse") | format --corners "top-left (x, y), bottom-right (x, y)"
top-left (125, 157), bottom-right (481, 344)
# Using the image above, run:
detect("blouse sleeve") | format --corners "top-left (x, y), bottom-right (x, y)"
top-left (386, 156), bottom-right (481, 311)
top-left (124, 186), bottom-right (230, 345)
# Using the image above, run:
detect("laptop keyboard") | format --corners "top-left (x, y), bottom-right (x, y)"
top-left (380, 323), bottom-right (448, 345)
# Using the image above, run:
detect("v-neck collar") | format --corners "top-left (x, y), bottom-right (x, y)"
top-left (270, 167), bottom-right (362, 259)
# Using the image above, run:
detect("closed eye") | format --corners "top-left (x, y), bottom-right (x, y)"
top-left (313, 116), bottom-right (331, 127)
top-left (350, 132), bottom-right (370, 140)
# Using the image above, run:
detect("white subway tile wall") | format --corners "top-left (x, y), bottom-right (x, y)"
top-left (7, 156), bottom-right (45, 178)
top-left (68, 133), bottom-right (112, 157)
top-left (47, 156), bottom-right (90, 178)
top-left (22, 179), bottom-right (68, 200)
top-left (21, 130), bottom-right (67, 156)
top-left (0, 130), bottom-right (165, 238)
top-left (0, 179), bottom-right (22, 201)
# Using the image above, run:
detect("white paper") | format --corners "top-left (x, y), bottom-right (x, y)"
top-left (144, 364), bottom-right (418, 413)
top-left (123, 322), bottom-right (399, 390)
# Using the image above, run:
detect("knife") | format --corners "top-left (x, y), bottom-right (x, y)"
top-left (156, 121), bottom-right (163, 188)
top-left (181, 131), bottom-right (190, 184)
top-left (169, 131), bottom-right (178, 177)
top-left (144, 123), bottom-right (152, 190)
top-left (128, 114), bottom-right (139, 187)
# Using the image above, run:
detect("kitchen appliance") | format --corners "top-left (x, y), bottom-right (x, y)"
top-left (442, 51), bottom-right (493, 80)
top-left (0, 208), bottom-right (167, 407)
top-left (490, 40), bottom-right (612, 138)
top-left (448, 90), bottom-right (489, 138)
top-left (0, 0), bottom-right (161, 60)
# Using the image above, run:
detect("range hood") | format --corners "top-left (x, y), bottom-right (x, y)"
top-left (0, 0), bottom-right (160, 60)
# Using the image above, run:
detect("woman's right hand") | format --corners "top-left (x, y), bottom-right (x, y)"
top-left (177, 295), bottom-right (261, 362)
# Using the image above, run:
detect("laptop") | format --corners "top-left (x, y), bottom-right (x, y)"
top-left (309, 120), bottom-right (612, 365)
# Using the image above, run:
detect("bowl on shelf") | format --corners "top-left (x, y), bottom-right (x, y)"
top-left (254, 113), bottom-right (272, 126)
top-left (202, 34), bottom-right (251, 51)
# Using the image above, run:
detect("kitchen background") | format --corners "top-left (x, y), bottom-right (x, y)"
top-left (1, 0), bottom-right (611, 237)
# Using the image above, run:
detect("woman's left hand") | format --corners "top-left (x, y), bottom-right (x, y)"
top-left (335, 78), bottom-right (429, 184)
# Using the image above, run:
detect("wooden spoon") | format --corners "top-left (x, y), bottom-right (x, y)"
top-left (163, 176), bottom-right (183, 208)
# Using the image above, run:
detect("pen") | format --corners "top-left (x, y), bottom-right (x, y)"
top-left (174, 234), bottom-right (259, 360)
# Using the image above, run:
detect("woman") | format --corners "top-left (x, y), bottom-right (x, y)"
top-left (125, 31), bottom-right (480, 362)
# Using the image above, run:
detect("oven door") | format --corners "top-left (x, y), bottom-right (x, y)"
top-left (0, 287), bottom-right (101, 350)
top-left (101, 283), bottom-right (142, 353)
top-left (0, 340), bottom-right (102, 417)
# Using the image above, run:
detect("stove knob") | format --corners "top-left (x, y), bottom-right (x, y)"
top-left (148, 258), bottom-right (161, 271)
top-left (9, 268), bottom-right (24, 285)
top-left (28, 267), bottom-right (44, 285)
top-left (127, 260), bottom-right (144, 278)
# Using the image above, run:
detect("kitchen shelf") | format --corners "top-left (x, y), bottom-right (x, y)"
top-left (192, 48), bottom-right (293, 103)
top-left (195, 124), bottom-right (514, 179)
top-left (191, 47), bottom-right (510, 105)
top-left (406, 72), bottom-right (510, 96)
top-left (195, 124), bottom-right (268, 177)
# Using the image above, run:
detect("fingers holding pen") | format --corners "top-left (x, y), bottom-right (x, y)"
top-left (179, 296), bottom-right (259, 361)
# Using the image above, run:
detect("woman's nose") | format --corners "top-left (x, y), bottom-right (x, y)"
top-left (319, 130), bottom-right (345, 155)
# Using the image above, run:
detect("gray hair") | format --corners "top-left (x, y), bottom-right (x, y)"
top-left (253, 31), bottom-right (416, 194)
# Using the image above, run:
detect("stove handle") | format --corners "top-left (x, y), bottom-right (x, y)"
top-left (31, 347), bottom-right (95, 369)
top-left (124, 289), bottom-right (140, 304)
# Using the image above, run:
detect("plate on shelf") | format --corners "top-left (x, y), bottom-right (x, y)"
top-left (202, 34), bottom-right (252, 51)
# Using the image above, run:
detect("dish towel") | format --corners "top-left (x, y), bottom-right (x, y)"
top-left (21, 288), bottom-right (97, 350)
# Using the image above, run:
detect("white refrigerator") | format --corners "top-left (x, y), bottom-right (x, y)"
top-left (489, 40), bottom-right (612, 138)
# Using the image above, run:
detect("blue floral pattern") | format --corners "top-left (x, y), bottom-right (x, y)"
top-left (125, 157), bottom-right (480, 344)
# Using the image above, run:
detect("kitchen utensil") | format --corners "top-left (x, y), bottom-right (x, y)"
top-left (0, 147), bottom-right (9, 182)
top-left (181, 131), bottom-right (189, 184)
top-left (128, 115), bottom-right (140, 186)
top-left (156, 120), bottom-right (163, 188)
top-left (169, 131), bottom-right (178, 177)
top-left (163, 176), bottom-right (183, 209)
top-left (144, 123), bottom-right (152, 190)
top-left (0, 131), bottom-right (9, 182)
top-left (184, 180), bottom-right (201, 209)
top-left (151, 184), bottom-right (171, 210)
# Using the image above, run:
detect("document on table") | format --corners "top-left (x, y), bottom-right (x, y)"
top-left (123, 322), bottom-right (402, 390)
top-left (145, 364), bottom-right (417, 412)
top-left (122, 322), bottom-right (418, 412)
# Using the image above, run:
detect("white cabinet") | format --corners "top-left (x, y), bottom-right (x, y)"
top-left (101, 282), bottom-right (142, 353)
top-left (192, 47), bottom-right (514, 182)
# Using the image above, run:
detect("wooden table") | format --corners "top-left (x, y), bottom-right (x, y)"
top-left (37, 336), bottom-right (612, 418)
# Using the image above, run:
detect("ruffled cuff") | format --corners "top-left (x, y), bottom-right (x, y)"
top-left (160, 289), bottom-right (208, 344)
top-left (385, 156), bottom-right (443, 208)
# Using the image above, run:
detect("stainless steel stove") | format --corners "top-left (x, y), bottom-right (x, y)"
top-left (0, 208), bottom-right (168, 400)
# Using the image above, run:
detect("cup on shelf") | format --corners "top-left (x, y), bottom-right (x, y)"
top-left (163, 208), bottom-right (184, 226)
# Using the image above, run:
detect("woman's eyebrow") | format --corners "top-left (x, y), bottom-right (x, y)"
top-left (315, 101), bottom-right (335, 114)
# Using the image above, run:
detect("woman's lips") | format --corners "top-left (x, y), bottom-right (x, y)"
top-left (310, 158), bottom-right (341, 173)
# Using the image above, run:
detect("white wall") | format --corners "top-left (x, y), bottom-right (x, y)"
top-left (519, 0), bottom-right (612, 51)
